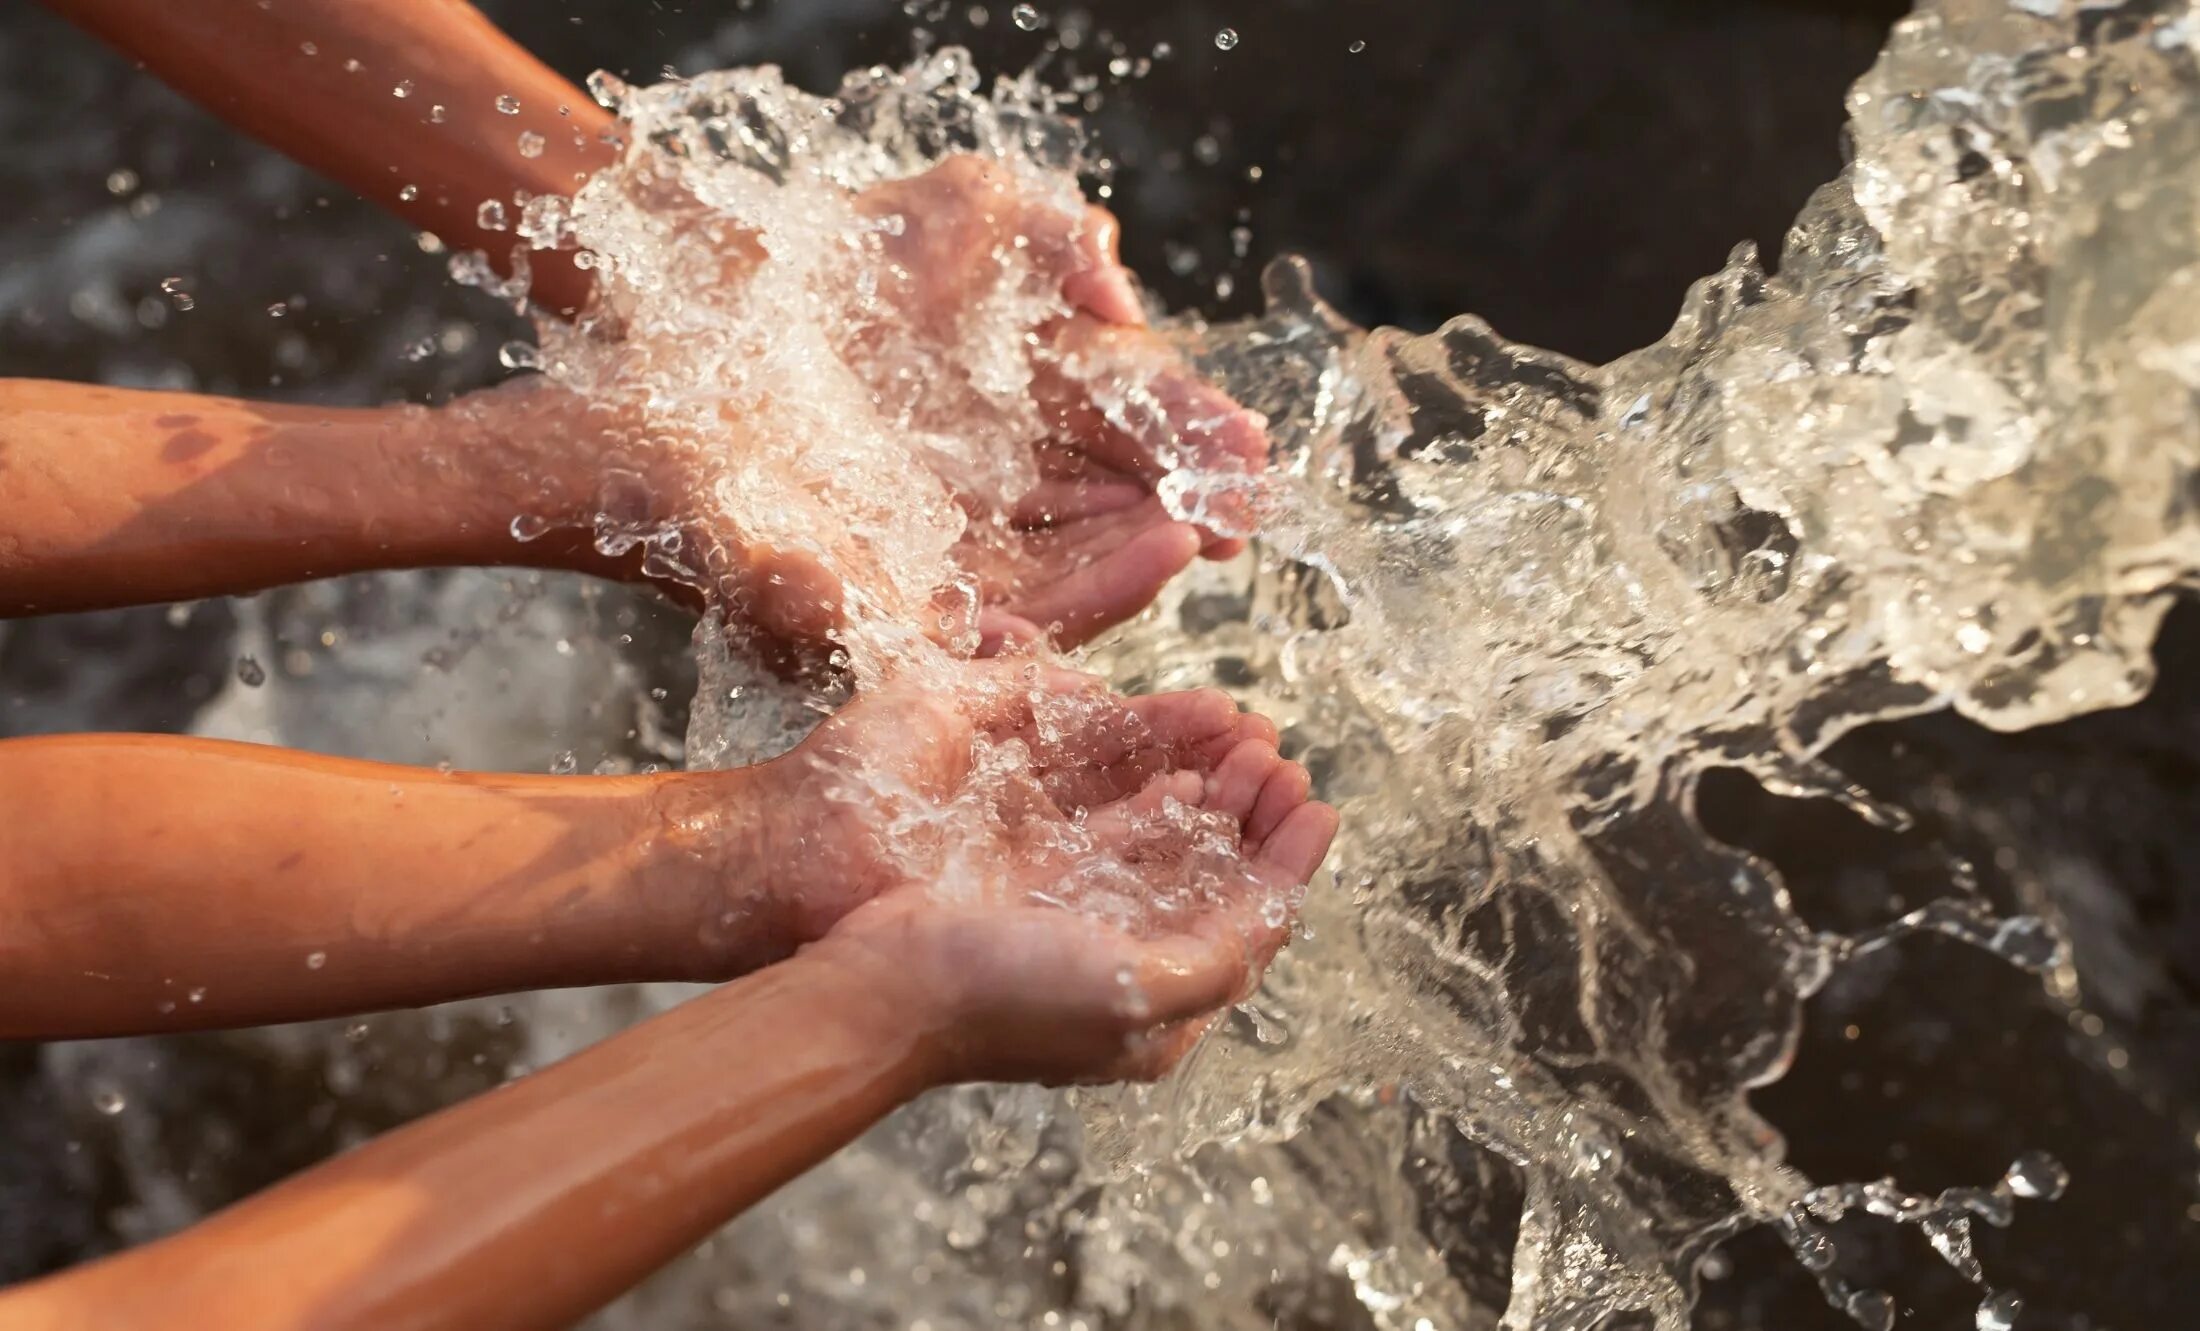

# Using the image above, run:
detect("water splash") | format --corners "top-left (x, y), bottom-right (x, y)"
top-left (459, 0), bottom-right (2200, 1326)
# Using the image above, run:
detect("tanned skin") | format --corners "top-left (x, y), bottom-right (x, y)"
top-left (0, 4), bottom-right (1338, 1327)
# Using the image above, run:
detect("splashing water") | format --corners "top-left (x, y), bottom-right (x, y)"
top-left (465, 0), bottom-right (2197, 1327)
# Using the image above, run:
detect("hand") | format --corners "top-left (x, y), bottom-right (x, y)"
top-left (809, 723), bottom-right (1337, 1087)
top-left (494, 154), bottom-right (1270, 656)
top-left (650, 661), bottom-right (1293, 973)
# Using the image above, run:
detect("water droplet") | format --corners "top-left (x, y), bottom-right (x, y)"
top-left (187, 986), bottom-right (206, 1003)
top-left (298, 40), bottom-right (317, 55)
top-left (105, 168), bottom-right (138, 196)
top-left (398, 184), bottom-right (419, 202)
top-left (91, 1088), bottom-right (126, 1116)
top-left (495, 93), bottom-right (521, 114)
top-left (1011, 4), bottom-right (1042, 30)
top-left (1976, 1290), bottom-right (2022, 1331)
top-left (392, 79), bottom-right (413, 99)
top-left (2004, 1150), bottom-right (2068, 1200)
top-left (159, 276), bottom-right (194, 311)
top-left (1214, 27), bottom-right (1239, 50)
top-left (345, 1021), bottom-right (371, 1043)
top-left (234, 655), bottom-right (266, 688)
top-left (477, 199), bottom-right (509, 231)
top-left (1844, 1290), bottom-right (1896, 1331)
top-left (266, 301), bottom-right (287, 318)
top-left (402, 335), bottom-right (437, 362)
top-left (306, 951), bottom-right (328, 970)
top-left (1349, 39), bottom-right (1366, 53)
top-left (428, 104), bottom-right (448, 124)
top-left (549, 751), bottom-right (578, 775)
top-left (1793, 1228), bottom-right (1837, 1271)
top-left (510, 513), bottom-right (550, 541)
top-left (342, 58), bottom-right (362, 73)
top-left (517, 130), bottom-right (546, 158)
top-left (498, 340), bottom-right (541, 371)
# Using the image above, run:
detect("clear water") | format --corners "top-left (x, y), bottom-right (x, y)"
top-left (13, 0), bottom-right (2200, 1328)
top-left (455, 2), bottom-right (2200, 1327)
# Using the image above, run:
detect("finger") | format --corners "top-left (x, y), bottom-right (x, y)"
top-left (1107, 1014), bottom-right (1217, 1083)
top-left (1246, 758), bottom-right (1313, 847)
top-left (975, 609), bottom-right (1043, 658)
top-left (1059, 205), bottom-right (1145, 327)
top-left (1237, 711), bottom-right (1281, 750)
top-left (1204, 739), bottom-right (1282, 826)
top-left (1125, 688), bottom-right (1251, 769)
top-left (1253, 800), bottom-right (1340, 886)
top-left (1124, 933), bottom-right (1244, 1026)
top-left (1011, 475), bottom-right (1151, 527)
top-left (744, 545), bottom-right (847, 645)
top-left (1008, 521), bottom-right (1202, 649)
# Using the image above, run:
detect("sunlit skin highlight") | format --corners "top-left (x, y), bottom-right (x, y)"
top-left (0, 1), bottom-right (1340, 1326)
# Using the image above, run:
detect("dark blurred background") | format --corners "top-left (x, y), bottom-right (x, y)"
top-left (5, 1), bottom-right (2196, 1328)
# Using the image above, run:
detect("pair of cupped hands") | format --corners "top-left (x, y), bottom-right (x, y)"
top-left (489, 155), bottom-right (1332, 1084)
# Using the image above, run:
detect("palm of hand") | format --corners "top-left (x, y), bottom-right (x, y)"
top-left (600, 156), bottom-right (1270, 657)
top-left (783, 664), bottom-right (1337, 1087)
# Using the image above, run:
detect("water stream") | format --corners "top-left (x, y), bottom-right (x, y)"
top-left (8, 1), bottom-right (2200, 1328)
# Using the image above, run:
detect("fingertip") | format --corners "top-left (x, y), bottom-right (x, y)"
top-left (1205, 738), bottom-right (1281, 822)
top-left (1257, 801), bottom-right (1340, 885)
top-left (1246, 759), bottom-right (1313, 846)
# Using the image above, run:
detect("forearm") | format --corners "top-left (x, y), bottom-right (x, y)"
top-left (0, 378), bottom-right (599, 615)
top-left (0, 952), bottom-right (939, 1331)
top-left (0, 734), bottom-right (772, 1037)
top-left (42, 0), bottom-right (616, 315)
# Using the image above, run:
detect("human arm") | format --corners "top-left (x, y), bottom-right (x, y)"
top-left (0, 731), bottom-right (756, 1038)
top-left (0, 377), bottom-right (617, 617)
top-left (38, 0), bottom-right (616, 316)
top-left (0, 666), bottom-right (1294, 1038)
top-left (0, 882), bottom-right (1312, 1331)
top-left (0, 686), bottom-right (1337, 1331)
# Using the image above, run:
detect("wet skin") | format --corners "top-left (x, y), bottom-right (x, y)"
top-left (0, 2), bottom-right (1338, 1326)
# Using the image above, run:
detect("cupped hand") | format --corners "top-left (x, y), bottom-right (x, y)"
top-left (518, 154), bottom-right (1271, 658)
top-left (853, 156), bottom-right (1270, 652)
top-left (799, 687), bottom-right (1339, 1088)
top-left (656, 661), bottom-right (1293, 970)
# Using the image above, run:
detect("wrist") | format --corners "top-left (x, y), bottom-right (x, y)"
top-left (792, 927), bottom-right (964, 1091)
top-left (632, 769), bottom-right (801, 981)
top-left (430, 379), bottom-right (612, 571)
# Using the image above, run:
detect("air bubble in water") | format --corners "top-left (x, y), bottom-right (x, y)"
top-left (1214, 27), bottom-right (1239, 50)
top-left (1976, 1291), bottom-right (2022, 1331)
top-left (2004, 1150), bottom-right (2068, 1200)
top-left (495, 93), bottom-right (521, 114)
top-left (517, 130), bottom-right (546, 158)
top-left (1011, 4), bottom-right (1041, 30)
top-left (235, 655), bottom-right (266, 688)
top-left (91, 1088), bottom-right (126, 1116)
top-left (477, 199), bottom-right (509, 231)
